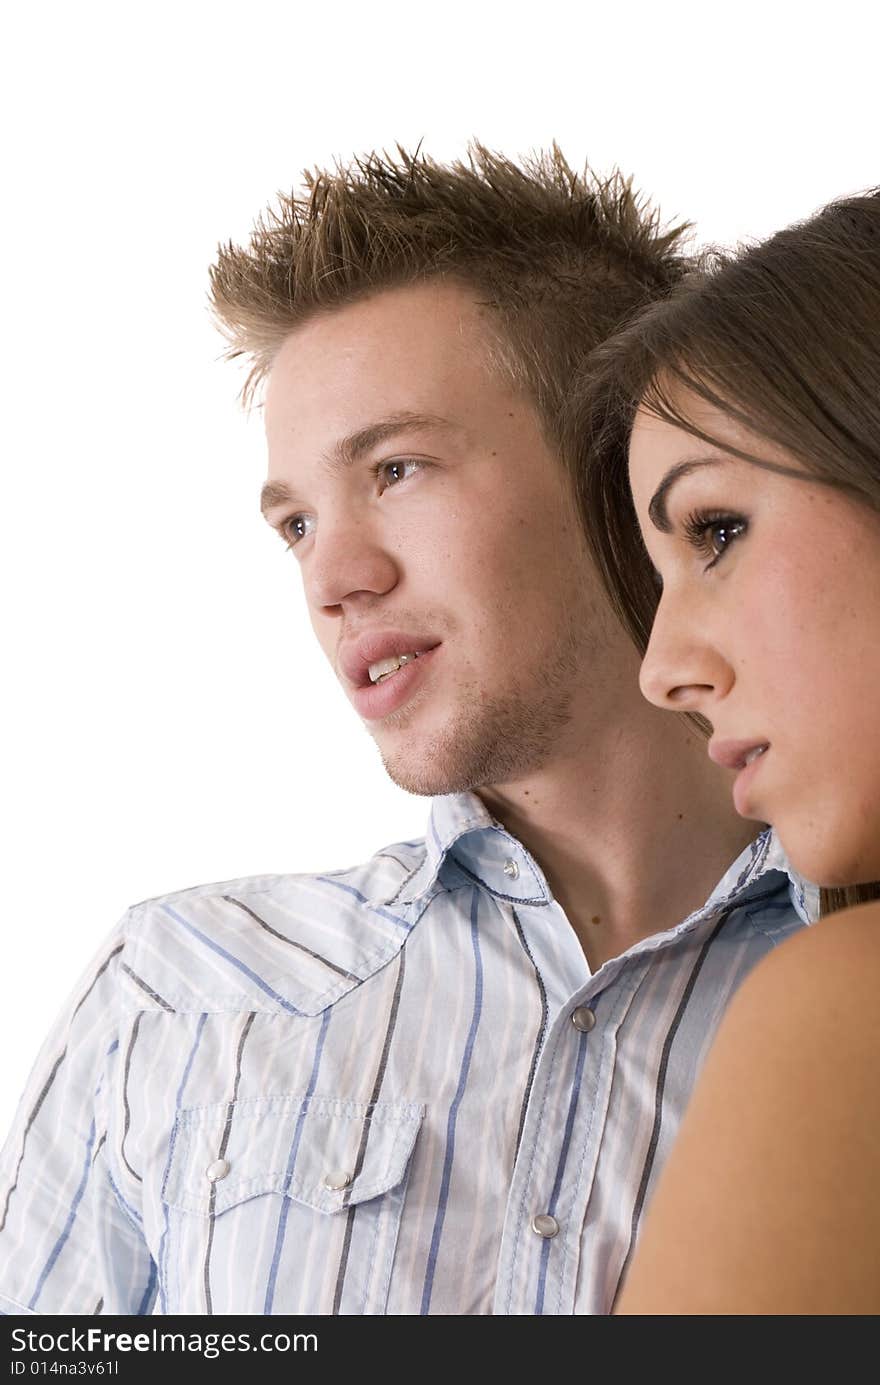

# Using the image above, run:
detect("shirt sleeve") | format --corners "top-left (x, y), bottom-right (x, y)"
top-left (0, 916), bottom-right (156, 1316)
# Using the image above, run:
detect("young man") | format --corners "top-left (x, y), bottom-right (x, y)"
top-left (0, 147), bottom-right (815, 1317)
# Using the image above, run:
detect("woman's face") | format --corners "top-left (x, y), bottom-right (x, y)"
top-left (629, 389), bottom-right (880, 887)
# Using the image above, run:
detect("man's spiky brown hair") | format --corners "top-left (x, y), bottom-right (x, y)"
top-left (209, 142), bottom-right (692, 457)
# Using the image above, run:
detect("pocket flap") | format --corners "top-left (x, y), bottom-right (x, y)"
top-left (162, 1094), bottom-right (425, 1217)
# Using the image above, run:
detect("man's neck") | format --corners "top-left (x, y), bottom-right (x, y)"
top-left (477, 700), bottom-right (759, 973)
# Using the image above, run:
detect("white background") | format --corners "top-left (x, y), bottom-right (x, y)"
top-left (2, 0), bottom-right (878, 1131)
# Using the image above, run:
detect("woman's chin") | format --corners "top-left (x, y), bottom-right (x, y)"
top-left (778, 824), bottom-right (880, 893)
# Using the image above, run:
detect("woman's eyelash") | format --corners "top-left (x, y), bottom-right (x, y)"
top-left (681, 509), bottom-right (748, 569)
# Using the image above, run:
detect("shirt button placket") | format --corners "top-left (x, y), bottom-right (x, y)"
top-left (526, 1007), bottom-right (597, 1274)
top-left (570, 1005), bottom-right (596, 1033)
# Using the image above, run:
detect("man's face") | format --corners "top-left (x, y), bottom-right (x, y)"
top-left (262, 279), bottom-right (619, 796)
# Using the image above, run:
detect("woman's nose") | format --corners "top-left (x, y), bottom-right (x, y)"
top-left (639, 599), bottom-right (733, 712)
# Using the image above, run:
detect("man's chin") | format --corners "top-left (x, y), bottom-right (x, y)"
top-left (368, 667), bottom-right (579, 798)
top-left (376, 744), bottom-right (477, 798)
top-left (373, 722), bottom-right (486, 797)
top-left (374, 716), bottom-right (562, 799)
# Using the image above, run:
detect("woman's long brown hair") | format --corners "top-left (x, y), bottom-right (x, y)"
top-left (567, 190), bottom-right (880, 916)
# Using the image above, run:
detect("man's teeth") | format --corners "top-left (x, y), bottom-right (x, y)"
top-left (368, 651), bottom-right (421, 684)
top-left (744, 745), bottom-right (768, 767)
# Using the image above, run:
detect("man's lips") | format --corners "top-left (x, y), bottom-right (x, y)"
top-left (337, 631), bottom-right (442, 690)
top-left (350, 646), bottom-right (440, 721)
top-left (708, 738), bottom-right (771, 771)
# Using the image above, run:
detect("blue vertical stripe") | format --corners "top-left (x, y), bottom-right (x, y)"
top-left (263, 1008), bottom-right (333, 1314)
top-left (136, 1257), bottom-right (157, 1315)
top-left (28, 1119), bottom-right (98, 1310)
top-left (419, 888), bottom-right (484, 1315)
top-left (157, 1013), bottom-right (208, 1313)
top-left (534, 1028), bottom-right (590, 1314)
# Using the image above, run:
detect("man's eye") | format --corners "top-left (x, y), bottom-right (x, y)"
top-left (376, 458), bottom-right (422, 490)
top-left (283, 513), bottom-right (316, 548)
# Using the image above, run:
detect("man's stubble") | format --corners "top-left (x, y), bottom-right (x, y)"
top-left (372, 596), bottom-right (606, 797)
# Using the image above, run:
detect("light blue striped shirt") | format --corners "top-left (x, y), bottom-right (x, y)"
top-left (0, 790), bottom-right (816, 1316)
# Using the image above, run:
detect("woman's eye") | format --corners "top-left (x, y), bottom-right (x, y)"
top-left (682, 510), bottom-right (748, 569)
top-left (283, 513), bottom-right (316, 548)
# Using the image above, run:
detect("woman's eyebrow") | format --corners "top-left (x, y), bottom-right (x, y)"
top-left (648, 456), bottom-right (730, 531)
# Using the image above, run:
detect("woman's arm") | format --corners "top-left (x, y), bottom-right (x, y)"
top-left (615, 901), bottom-right (880, 1315)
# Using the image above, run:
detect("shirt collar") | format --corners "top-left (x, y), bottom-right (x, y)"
top-left (374, 791), bottom-right (819, 927)
top-left (374, 791), bottom-right (551, 907)
top-left (700, 825), bottom-right (818, 924)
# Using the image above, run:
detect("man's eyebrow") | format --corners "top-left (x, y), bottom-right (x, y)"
top-left (260, 479), bottom-right (297, 517)
top-left (260, 411), bottom-right (455, 517)
top-left (333, 411), bottom-right (455, 469)
top-left (647, 456), bottom-right (732, 532)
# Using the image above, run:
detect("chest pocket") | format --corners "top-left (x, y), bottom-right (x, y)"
top-left (159, 1094), bottom-right (424, 1315)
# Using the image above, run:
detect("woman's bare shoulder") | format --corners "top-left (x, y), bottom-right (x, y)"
top-left (735, 897), bottom-right (880, 1028)
top-left (614, 899), bottom-right (880, 1314)
top-left (715, 898), bottom-right (880, 1121)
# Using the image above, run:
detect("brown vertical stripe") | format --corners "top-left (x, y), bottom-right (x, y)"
top-left (120, 1015), bottom-right (144, 1183)
top-left (203, 1011), bottom-right (256, 1314)
top-left (510, 906), bottom-right (549, 1163)
top-left (0, 943), bottom-right (124, 1231)
top-left (331, 947), bottom-right (407, 1314)
top-left (611, 909), bottom-right (731, 1306)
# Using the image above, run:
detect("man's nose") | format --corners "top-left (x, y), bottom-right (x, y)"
top-left (638, 596), bottom-right (733, 713)
top-left (304, 512), bottom-right (399, 610)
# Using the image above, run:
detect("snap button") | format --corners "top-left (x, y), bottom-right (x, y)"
top-left (571, 1006), bottom-right (596, 1033)
top-left (323, 1170), bottom-right (353, 1191)
top-left (206, 1158), bottom-right (230, 1182)
top-left (503, 858), bottom-right (520, 880)
top-left (531, 1213), bottom-right (559, 1238)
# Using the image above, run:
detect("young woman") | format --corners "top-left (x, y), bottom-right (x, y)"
top-left (573, 191), bottom-right (880, 1314)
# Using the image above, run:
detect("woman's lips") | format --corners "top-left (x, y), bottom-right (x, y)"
top-left (708, 738), bottom-right (771, 771)
top-left (708, 738), bottom-right (771, 816)
top-left (732, 749), bottom-right (769, 815)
